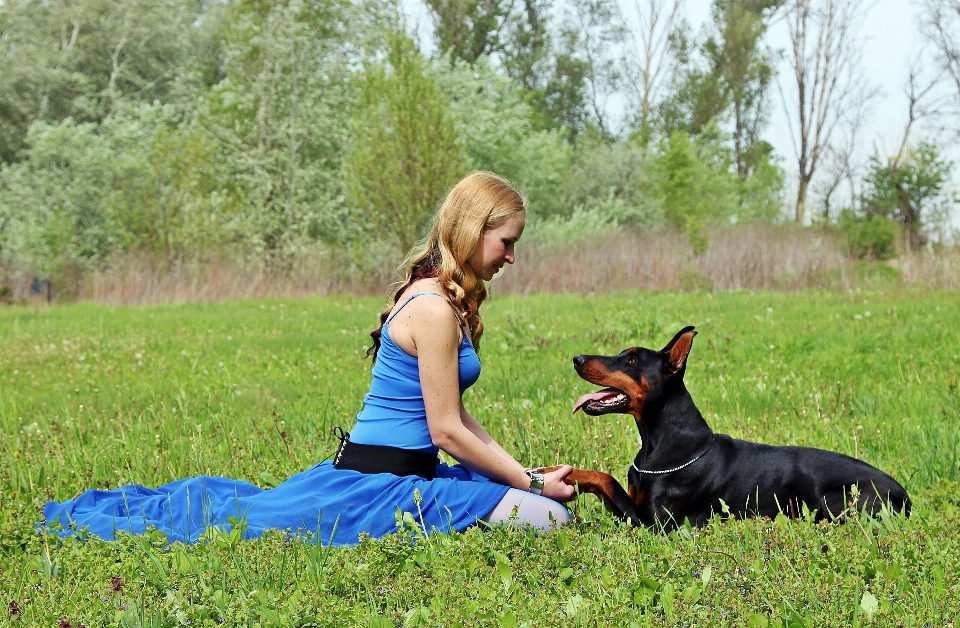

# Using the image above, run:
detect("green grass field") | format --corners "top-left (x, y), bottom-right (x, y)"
top-left (1, 289), bottom-right (958, 626)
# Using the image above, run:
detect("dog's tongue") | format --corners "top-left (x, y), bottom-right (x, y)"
top-left (572, 388), bottom-right (620, 414)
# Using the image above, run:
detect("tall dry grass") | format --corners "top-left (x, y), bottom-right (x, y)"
top-left (2, 225), bottom-right (958, 305)
top-left (887, 251), bottom-right (960, 290)
top-left (498, 225), bottom-right (849, 294)
top-left (77, 252), bottom-right (397, 305)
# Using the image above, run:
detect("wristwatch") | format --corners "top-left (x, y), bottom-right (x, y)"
top-left (524, 469), bottom-right (544, 495)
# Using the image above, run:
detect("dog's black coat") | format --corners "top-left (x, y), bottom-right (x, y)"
top-left (568, 326), bottom-right (911, 529)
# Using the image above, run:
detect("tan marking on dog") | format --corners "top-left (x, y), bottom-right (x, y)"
top-left (576, 360), bottom-right (648, 421)
top-left (668, 330), bottom-right (697, 374)
top-left (628, 484), bottom-right (646, 506)
top-left (565, 469), bottom-right (619, 514)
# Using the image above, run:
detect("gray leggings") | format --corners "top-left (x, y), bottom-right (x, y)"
top-left (481, 488), bottom-right (570, 530)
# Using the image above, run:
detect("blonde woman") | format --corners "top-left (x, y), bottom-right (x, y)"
top-left (44, 172), bottom-right (573, 546)
top-left (334, 171), bottom-right (575, 536)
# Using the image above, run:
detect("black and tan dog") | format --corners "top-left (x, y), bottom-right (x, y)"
top-left (551, 326), bottom-right (910, 529)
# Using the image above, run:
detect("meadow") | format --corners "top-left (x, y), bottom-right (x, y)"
top-left (0, 289), bottom-right (958, 626)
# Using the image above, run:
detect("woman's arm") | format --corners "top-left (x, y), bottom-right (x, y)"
top-left (399, 297), bottom-right (572, 500)
top-left (413, 298), bottom-right (527, 486)
top-left (459, 405), bottom-right (522, 468)
top-left (459, 405), bottom-right (574, 502)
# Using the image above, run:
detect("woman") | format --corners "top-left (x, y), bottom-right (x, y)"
top-left (43, 172), bottom-right (573, 546)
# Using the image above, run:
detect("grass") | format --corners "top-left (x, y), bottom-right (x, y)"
top-left (0, 289), bottom-right (958, 626)
top-left (5, 227), bottom-right (960, 306)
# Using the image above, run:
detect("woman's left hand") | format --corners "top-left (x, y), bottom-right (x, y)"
top-left (541, 465), bottom-right (576, 502)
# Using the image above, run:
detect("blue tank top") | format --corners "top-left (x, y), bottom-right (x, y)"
top-left (349, 292), bottom-right (482, 453)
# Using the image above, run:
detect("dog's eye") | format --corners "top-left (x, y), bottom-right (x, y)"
top-left (626, 356), bottom-right (637, 365)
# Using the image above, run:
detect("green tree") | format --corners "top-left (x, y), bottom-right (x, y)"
top-left (344, 32), bottom-right (467, 253)
top-left (736, 141), bottom-right (786, 223)
top-left (563, 137), bottom-right (663, 229)
top-left (533, 28), bottom-right (592, 136)
top-left (712, 0), bottom-right (780, 181)
top-left (0, 0), bottom-right (208, 164)
top-left (103, 103), bottom-right (228, 261)
top-left (458, 0), bottom-right (591, 138)
top-left (500, 0), bottom-right (552, 91)
top-left (424, 0), bottom-right (510, 65)
top-left (651, 126), bottom-right (740, 253)
top-left (201, 0), bottom-right (362, 252)
top-left (433, 56), bottom-right (571, 218)
top-left (659, 0), bottom-right (779, 180)
top-left (862, 141), bottom-right (955, 250)
top-left (0, 120), bottom-right (116, 275)
top-left (0, 105), bottom-right (229, 273)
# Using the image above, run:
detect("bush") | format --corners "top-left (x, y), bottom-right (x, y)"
top-left (839, 212), bottom-right (898, 261)
top-left (344, 32), bottom-right (466, 254)
top-left (562, 138), bottom-right (663, 230)
top-left (523, 205), bottom-right (621, 250)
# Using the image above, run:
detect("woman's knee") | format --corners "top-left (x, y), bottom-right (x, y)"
top-left (483, 490), bottom-right (569, 530)
top-left (547, 501), bottom-right (571, 526)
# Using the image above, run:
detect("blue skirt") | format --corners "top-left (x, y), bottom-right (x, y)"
top-left (42, 461), bottom-right (511, 546)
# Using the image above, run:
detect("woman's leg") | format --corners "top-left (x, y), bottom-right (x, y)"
top-left (481, 488), bottom-right (570, 530)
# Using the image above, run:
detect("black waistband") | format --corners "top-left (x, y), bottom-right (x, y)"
top-left (332, 427), bottom-right (438, 480)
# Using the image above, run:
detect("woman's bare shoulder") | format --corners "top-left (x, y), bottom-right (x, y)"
top-left (390, 279), bottom-right (460, 348)
top-left (392, 279), bottom-right (448, 316)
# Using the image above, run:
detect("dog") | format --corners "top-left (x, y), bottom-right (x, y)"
top-left (548, 326), bottom-right (910, 529)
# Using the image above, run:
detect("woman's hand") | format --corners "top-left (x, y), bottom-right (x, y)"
top-left (541, 465), bottom-right (576, 502)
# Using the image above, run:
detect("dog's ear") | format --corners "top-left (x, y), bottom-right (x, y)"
top-left (662, 326), bottom-right (697, 375)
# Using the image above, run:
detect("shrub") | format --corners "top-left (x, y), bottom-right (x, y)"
top-left (524, 205), bottom-right (621, 250)
top-left (562, 137), bottom-right (663, 230)
top-left (839, 212), bottom-right (898, 261)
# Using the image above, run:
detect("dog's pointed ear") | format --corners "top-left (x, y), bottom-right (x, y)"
top-left (661, 326), bottom-right (697, 375)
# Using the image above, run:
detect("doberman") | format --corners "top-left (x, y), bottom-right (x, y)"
top-left (546, 326), bottom-right (910, 530)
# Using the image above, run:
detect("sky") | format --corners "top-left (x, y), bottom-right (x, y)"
top-left (403, 0), bottom-right (958, 226)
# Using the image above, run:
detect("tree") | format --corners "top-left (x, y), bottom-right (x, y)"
top-left (561, 0), bottom-right (628, 139)
top-left (500, 0), bottom-right (552, 91)
top-left (433, 56), bottom-right (571, 218)
top-left (563, 136), bottom-right (664, 228)
top-left (623, 0), bottom-right (683, 141)
top-left (812, 112), bottom-right (865, 223)
top-left (491, 0), bottom-right (584, 135)
top-left (0, 120), bottom-right (116, 274)
top-left (200, 0), bottom-right (361, 252)
top-left (533, 28), bottom-right (592, 136)
top-left (658, 0), bottom-right (779, 178)
top-left (651, 124), bottom-right (740, 253)
top-left (424, 0), bottom-right (509, 65)
top-left (0, 0), bottom-right (208, 164)
top-left (780, 0), bottom-right (875, 224)
top-left (344, 32), bottom-right (467, 253)
top-left (712, 0), bottom-right (780, 181)
top-left (923, 0), bottom-right (960, 128)
top-left (104, 103), bottom-right (226, 261)
top-left (862, 142), bottom-right (955, 250)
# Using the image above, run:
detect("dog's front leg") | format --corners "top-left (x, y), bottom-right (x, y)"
top-left (539, 466), bottom-right (644, 526)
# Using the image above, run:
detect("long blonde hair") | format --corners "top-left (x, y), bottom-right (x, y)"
top-left (368, 172), bottom-right (527, 361)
